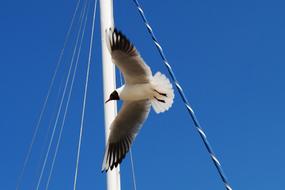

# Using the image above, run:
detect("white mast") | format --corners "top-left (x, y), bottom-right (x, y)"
top-left (99, 0), bottom-right (121, 190)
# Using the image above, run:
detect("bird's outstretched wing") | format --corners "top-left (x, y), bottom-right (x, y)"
top-left (102, 100), bottom-right (151, 172)
top-left (106, 28), bottom-right (152, 84)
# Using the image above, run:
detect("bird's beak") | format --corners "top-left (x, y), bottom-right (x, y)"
top-left (105, 98), bottom-right (111, 103)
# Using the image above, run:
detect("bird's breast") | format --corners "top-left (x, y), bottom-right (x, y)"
top-left (120, 84), bottom-right (153, 101)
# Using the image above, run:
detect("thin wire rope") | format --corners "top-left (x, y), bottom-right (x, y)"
top-left (131, 1), bottom-right (233, 190)
top-left (45, 2), bottom-right (90, 189)
top-left (16, 1), bottom-right (82, 189)
top-left (129, 149), bottom-right (137, 190)
top-left (35, 4), bottom-right (87, 190)
top-left (34, 78), bottom-right (65, 185)
top-left (118, 71), bottom-right (137, 190)
top-left (73, 0), bottom-right (97, 189)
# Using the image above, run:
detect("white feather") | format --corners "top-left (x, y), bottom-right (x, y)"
top-left (151, 72), bottom-right (175, 113)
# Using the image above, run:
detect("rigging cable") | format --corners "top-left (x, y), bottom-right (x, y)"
top-left (45, 1), bottom-right (90, 189)
top-left (15, 0), bottom-right (82, 189)
top-left (129, 149), bottom-right (138, 190)
top-left (131, 1), bottom-right (233, 190)
top-left (34, 78), bottom-right (65, 187)
top-left (35, 2), bottom-right (87, 190)
top-left (73, 0), bottom-right (98, 189)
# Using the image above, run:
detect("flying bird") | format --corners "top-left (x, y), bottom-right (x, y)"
top-left (102, 28), bottom-right (174, 172)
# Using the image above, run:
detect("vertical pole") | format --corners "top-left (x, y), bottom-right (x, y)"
top-left (99, 1), bottom-right (121, 190)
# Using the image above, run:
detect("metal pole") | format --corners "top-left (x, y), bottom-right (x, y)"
top-left (99, 0), bottom-right (121, 190)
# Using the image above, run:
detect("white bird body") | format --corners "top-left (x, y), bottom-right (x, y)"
top-left (117, 83), bottom-right (154, 101)
top-left (102, 28), bottom-right (174, 172)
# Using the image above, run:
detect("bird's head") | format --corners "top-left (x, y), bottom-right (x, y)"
top-left (105, 90), bottom-right (120, 103)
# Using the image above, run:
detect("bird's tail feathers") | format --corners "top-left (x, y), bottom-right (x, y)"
top-left (151, 72), bottom-right (174, 113)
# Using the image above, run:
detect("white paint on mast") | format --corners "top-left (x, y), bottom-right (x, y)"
top-left (99, 0), bottom-right (121, 190)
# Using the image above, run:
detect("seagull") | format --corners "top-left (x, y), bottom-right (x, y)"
top-left (102, 28), bottom-right (174, 172)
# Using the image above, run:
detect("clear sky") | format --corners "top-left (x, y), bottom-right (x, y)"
top-left (0, 0), bottom-right (284, 189)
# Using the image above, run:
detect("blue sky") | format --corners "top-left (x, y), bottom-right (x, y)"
top-left (1, 0), bottom-right (285, 189)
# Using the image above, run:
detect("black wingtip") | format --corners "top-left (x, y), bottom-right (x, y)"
top-left (106, 27), bottom-right (138, 56)
top-left (101, 137), bottom-right (132, 173)
top-left (101, 168), bottom-right (109, 173)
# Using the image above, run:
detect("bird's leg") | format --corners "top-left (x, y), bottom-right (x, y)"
top-left (154, 89), bottom-right (167, 97)
top-left (153, 96), bottom-right (166, 103)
